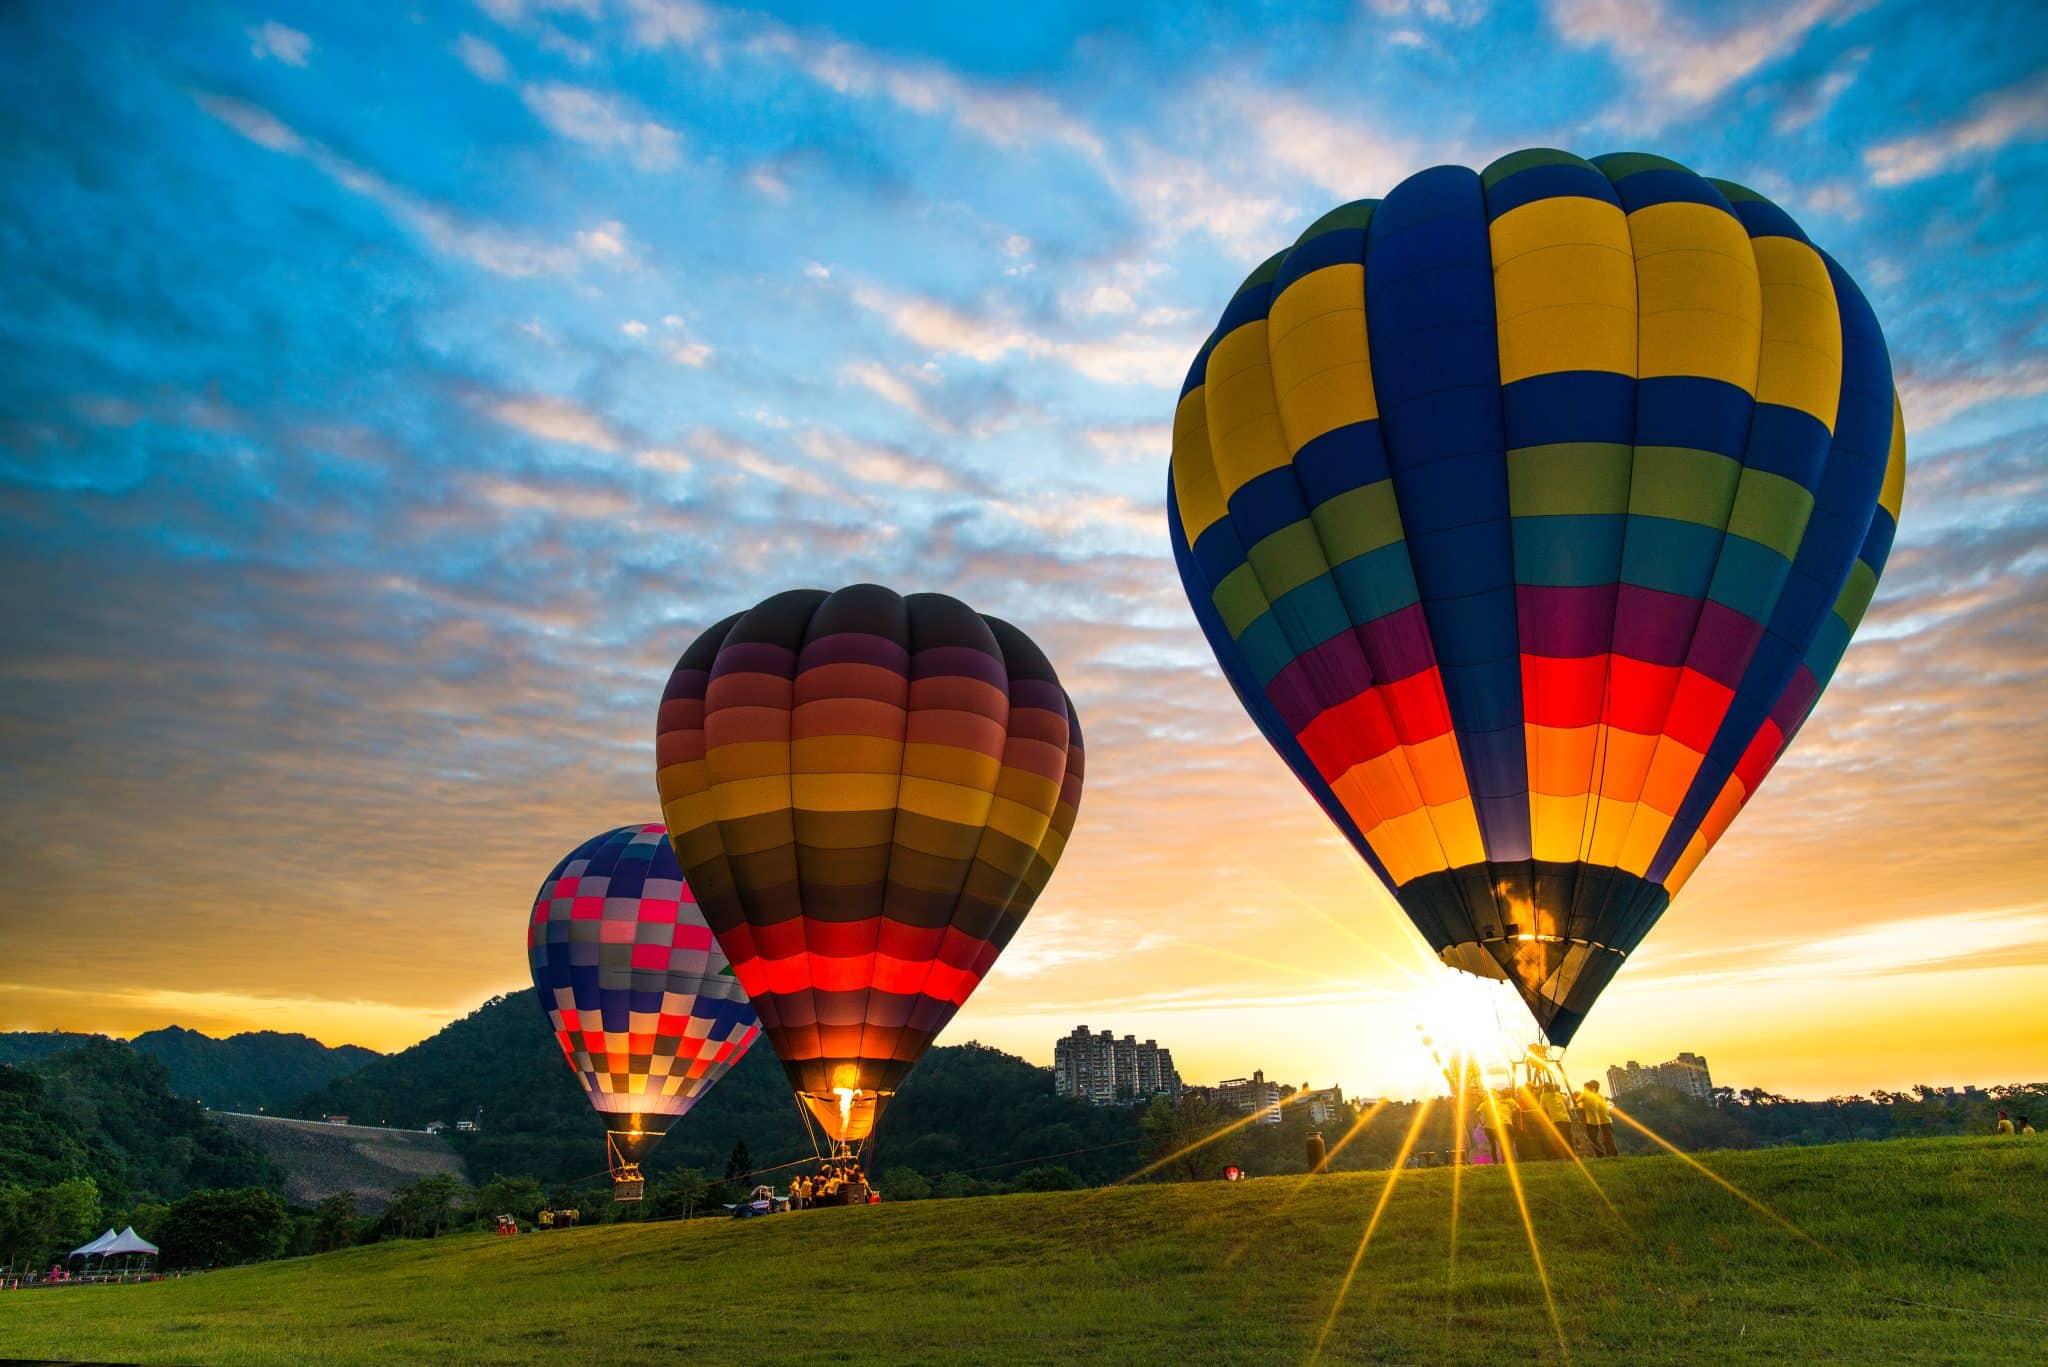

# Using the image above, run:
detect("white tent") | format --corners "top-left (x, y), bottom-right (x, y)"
top-left (102, 1228), bottom-right (158, 1258)
top-left (68, 1228), bottom-right (119, 1260)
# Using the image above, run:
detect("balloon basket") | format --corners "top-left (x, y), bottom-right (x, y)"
top-left (611, 1164), bottom-right (645, 1202)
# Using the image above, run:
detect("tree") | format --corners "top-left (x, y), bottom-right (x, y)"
top-left (157, 1188), bottom-right (290, 1269)
top-left (1013, 1165), bottom-right (1084, 1192)
top-left (469, 1176), bottom-right (545, 1226)
top-left (310, 1194), bottom-right (356, 1253)
top-left (645, 1167), bottom-right (710, 1220)
top-left (1141, 1095), bottom-right (1235, 1183)
top-left (724, 1140), bottom-right (752, 1186)
top-left (384, 1174), bottom-right (466, 1240)
top-left (933, 1172), bottom-right (988, 1200)
top-left (881, 1168), bottom-right (931, 1201)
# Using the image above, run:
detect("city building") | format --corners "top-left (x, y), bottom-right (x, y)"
top-left (1216, 1070), bottom-right (1285, 1123)
top-left (1051, 1026), bottom-right (1182, 1105)
top-left (1607, 1052), bottom-right (1713, 1101)
top-left (1294, 1084), bottom-right (1347, 1127)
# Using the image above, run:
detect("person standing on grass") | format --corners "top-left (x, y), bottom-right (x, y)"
top-left (1578, 1081), bottom-right (1617, 1157)
top-left (2020, 1116), bottom-right (2037, 1135)
top-left (1996, 1110), bottom-right (2015, 1135)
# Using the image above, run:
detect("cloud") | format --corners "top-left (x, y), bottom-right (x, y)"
top-left (1897, 355), bottom-right (2048, 431)
top-left (1864, 75), bottom-right (2048, 186)
top-left (840, 360), bottom-right (951, 431)
top-left (847, 281), bottom-right (1197, 390)
top-left (1082, 421), bottom-right (1173, 464)
top-left (573, 220), bottom-right (634, 261)
top-left (454, 33), bottom-right (511, 83)
top-left (248, 21), bottom-right (312, 66)
top-left (194, 91), bottom-right (584, 277)
top-left (483, 394), bottom-right (627, 452)
top-left (521, 82), bottom-right (683, 170)
top-left (797, 428), bottom-right (961, 492)
top-left (1547, 0), bottom-right (1846, 129)
top-left (1772, 44), bottom-right (1868, 132)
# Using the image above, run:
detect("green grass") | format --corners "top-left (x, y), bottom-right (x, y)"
top-left (5, 1138), bottom-right (2043, 1364)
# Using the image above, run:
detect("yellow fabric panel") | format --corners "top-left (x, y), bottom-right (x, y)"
top-left (1491, 195), bottom-right (1636, 385)
top-left (1628, 201), bottom-right (1760, 389)
top-left (1881, 389), bottom-right (1907, 521)
top-left (991, 765), bottom-right (1060, 815)
top-left (1170, 387), bottom-right (1227, 545)
top-left (1638, 736), bottom-right (1707, 817)
top-left (1205, 321), bottom-right (1290, 498)
top-left (1363, 806), bottom-right (1448, 885)
top-left (655, 758), bottom-right (709, 805)
top-left (1530, 790), bottom-right (1592, 863)
top-left (1584, 795), bottom-right (1637, 867)
top-left (1404, 732), bottom-right (1471, 807)
top-left (790, 735), bottom-right (901, 774)
top-left (658, 785), bottom-right (716, 838)
top-left (984, 793), bottom-right (1055, 848)
top-left (895, 775), bottom-right (997, 827)
top-left (707, 739), bottom-right (789, 783)
top-left (709, 774), bottom-right (793, 823)
top-left (1271, 264), bottom-right (1375, 448)
top-left (900, 741), bottom-right (1001, 792)
top-left (1751, 235), bottom-right (1842, 427)
top-left (789, 772), bottom-right (900, 812)
top-left (1526, 723), bottom-right (1599, 796)
top-left (1616, 806), bottom-right (1672, 877)
top-left (1430, 800), bottom-right (1486, 871)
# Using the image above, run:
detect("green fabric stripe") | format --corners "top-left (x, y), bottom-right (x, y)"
top-left (1310, 480), bottom-right (1404, 563)
top-left (1246, 520), bottom-right (1330, 601)
top-left (1508, 442), bottom-right (1633, 516)
top-left (1834, 558), bottom-right (1879, 628)
top-left (1482, 147), bottom-right (1587, 187)
top-left (1724, 469), bottom-right (1815, 561)
top-left (1595, 151), bottom-right (1689, 180)
top-left (1212, 562), bottom-right (1268, 639)
top-left (1296, 200), bottom-right (1378, 241)
top-left (1628, 446), bottom-right (1742, 528)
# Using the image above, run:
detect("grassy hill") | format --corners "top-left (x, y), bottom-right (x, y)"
top-left (209, 1114), bottom-right (464, 1212)
top-left (2, 1138), bottom-right (2040, 1364)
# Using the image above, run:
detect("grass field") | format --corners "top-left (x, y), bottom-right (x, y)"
top-left (4, 1137), bottom-right (2042, 1364)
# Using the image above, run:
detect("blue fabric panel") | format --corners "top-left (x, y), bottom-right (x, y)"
top-left (1368, 163), bottom-right (1529, 860)
top-left (1294, 420), bottom-right (1392, 505)
top-left (1620, 517), bottom-right (1725, 597)
top-left (1513, 515), bottom-right (1628, 587)
top-left (1502, 371), bottom-right (1638, 449)
top-left (1635, 377), bottom-right (1754, 459)
top-left (1486, 161), bottom-right (1618, 219)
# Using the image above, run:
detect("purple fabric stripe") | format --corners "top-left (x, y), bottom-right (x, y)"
top-left (1769, 664), bottom-right (1819, 731)
top-left (710, 640), bottom-right (797, 679)
top-left (1007, 677), bottom-right (1068, 713)
top-left (1610, 585), bottom-right (1704, 666)
top-left (1685, 600), bottom-right (1766, 689)
top-left (1264, 632), bottom-right (1378, 734)
top-left (799, 631), bottom-right (911, 673)
top-left (662, 667), bottom-right (710, 702)
top-left (1516, 584), bottom-right (1615, 658)
top-left (912, 644), bottom-right (1009, 688)
top-left (1355, 602), bottom-right (1437, 683)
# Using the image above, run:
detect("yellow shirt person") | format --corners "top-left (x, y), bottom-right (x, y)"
top-left (1577, 1088), bottom-right (1610, 1124)
top-left (1996, 1115), bottom-right (2015, 1135)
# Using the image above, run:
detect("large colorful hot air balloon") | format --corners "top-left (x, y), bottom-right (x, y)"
top-left (527, 824), bottom-right (760, 1196)
top-left (1169, 150), bottom-right (1905, 1045)
top-left (654, 585), bottom-right (1084, 1150)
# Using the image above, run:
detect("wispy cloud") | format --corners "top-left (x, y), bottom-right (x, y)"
top-left (521, 81), bottom-right (682, 170)
top-left (248, 21), bottom-right (312, 67)
top-left (1864, 74), bottom-right (2048, 186)
top-left (1548, 0), bottom-right (1847, 129)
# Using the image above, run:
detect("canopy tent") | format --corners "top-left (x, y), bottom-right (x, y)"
top-left (103, 1228), bottom-right (158, 1257)
top-left (68, 1228), bottom-right (119, 1260)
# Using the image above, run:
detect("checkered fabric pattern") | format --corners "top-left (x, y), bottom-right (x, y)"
top-left (527, 824), bottom-right (760, 1118)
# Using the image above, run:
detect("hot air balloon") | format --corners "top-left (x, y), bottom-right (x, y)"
top-left (1169, 149), bottom-right (1905, 1045)
top-left (654, 585), bottom-right (1084, 1158)
top-left (527, 824), bottom-right (761, 1199)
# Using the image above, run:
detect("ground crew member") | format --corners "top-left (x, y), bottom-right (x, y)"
top-left (1996, 1110), bottom-right (2015, 1135)
top-left (1577, 1081), bottom-right (1616, 1156)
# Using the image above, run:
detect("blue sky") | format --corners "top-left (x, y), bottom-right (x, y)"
top-left (2, 0), bottom-right (2044, 1095)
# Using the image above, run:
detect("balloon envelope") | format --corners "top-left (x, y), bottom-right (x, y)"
top-left (527, 824), bottom-right (760, 1163)
top-left (654, 585), bottom-right (1084, 1143)
top-left (1169, 149), bottom-right (1906, 1044)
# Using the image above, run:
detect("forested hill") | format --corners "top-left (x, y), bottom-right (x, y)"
top-left (0, 1040), bottom-right (277, 1205)
top-left (0, 1027), bottom-right (379, 1111)
top-left (293, 989), bottom-right (1142, 1185)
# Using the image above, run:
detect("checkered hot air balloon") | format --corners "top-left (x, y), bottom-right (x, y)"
top-left (527, 825), bottom-right (760, 1175)
top-left (654, 586), bottom-right (1084, 1147)
top-left (1169, 150), bottom-right (1906, 1046)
